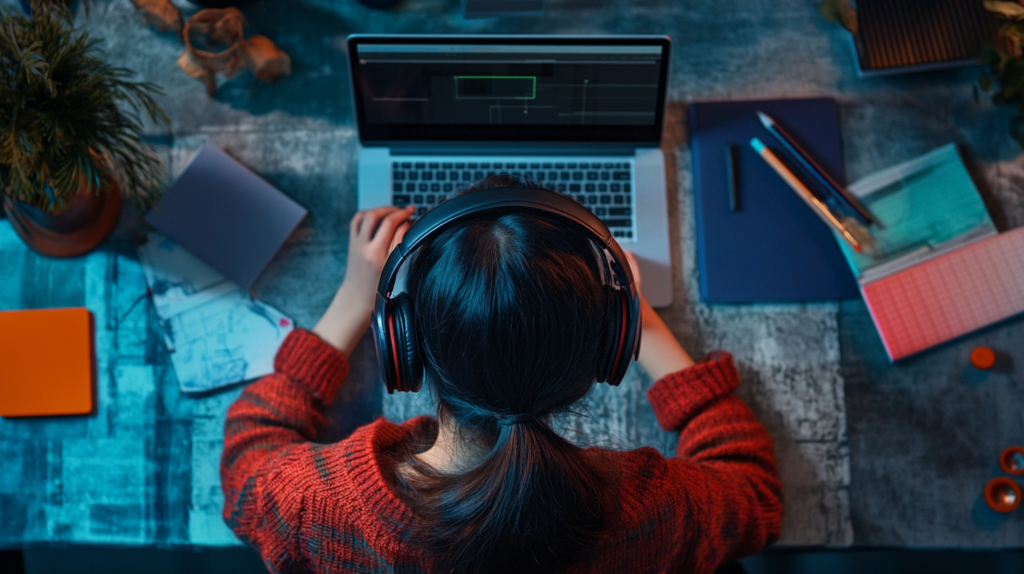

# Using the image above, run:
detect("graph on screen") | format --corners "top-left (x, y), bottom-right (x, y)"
top-left (356, 43), bottom-right (664, 126)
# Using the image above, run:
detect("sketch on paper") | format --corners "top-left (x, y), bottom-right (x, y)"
top-left (137, 232), bottom-right (294, 393)
top-left (165, 290), bottom-right (292, 392)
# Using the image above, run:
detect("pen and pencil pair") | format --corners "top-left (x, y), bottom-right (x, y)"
top-left (750, 137), bottom-right (865, 252)
top-left (756, 111), bottom-right (873, 226)
top-left (732, 110), bottom-right (874, 253)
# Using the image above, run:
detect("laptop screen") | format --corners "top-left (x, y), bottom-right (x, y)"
top-left (348, 36), bottom-right (671, 144)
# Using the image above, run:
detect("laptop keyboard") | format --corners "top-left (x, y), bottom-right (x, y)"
top-left (390, 159), bottom-right (635, 239)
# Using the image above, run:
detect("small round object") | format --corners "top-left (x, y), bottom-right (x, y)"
top-left (1000, 446), bottom-right (1024, 476)
top-left (984, 477), bottom-right (1021, 513)
top-left (970, 346), bottom-right (996, 370)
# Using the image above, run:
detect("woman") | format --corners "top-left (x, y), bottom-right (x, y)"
top-left (220, 177), bottom-right (782, 574)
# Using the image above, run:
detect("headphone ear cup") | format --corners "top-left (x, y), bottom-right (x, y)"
top-left (392, 293), bottom-right (423, 392)
top-left (374, 296), bottom-right (398, 394)
top-left (605, 286), bottom-right (634, 386)
top-left (599, 286), bottom-right (622, 383)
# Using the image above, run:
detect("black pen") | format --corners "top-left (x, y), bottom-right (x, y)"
top-left (756, 110), bottom-right (874, 225)
top-left (725, 144), bottom-right (739, 211)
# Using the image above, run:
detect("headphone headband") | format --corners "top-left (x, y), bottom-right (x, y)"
top-left (377, 187), bottom-right (634, 297)
top-left (372, 186), bottom-right (641, 393)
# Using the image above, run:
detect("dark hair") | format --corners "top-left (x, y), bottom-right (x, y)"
top-left (391, 175), bottom-right (614, 574)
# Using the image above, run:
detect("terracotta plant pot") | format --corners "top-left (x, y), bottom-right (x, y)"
top-left (188, 0), bottom-right (260, 7)
top-left (2, 181), bottom-right (122, 258)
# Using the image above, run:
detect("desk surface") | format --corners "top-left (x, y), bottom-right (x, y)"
top-left (2, 0), bottom-right (1023, 550)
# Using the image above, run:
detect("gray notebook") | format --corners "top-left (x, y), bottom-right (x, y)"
top-left (145, 143), bottom-right (307, 290)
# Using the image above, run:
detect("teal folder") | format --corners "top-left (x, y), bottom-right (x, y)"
top-left (689, 98), bottom-right (859, 302)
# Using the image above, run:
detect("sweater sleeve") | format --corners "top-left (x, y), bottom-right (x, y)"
top-left (646, 352), bottom-right (783, 567)
top-left (220, 328), bottom-right (349, 572)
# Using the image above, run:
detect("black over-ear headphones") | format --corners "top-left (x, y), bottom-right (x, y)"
top-left (371, 187), bottom-right (642, 394)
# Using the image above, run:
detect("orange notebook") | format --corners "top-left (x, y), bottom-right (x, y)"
top-left (0, 307), bottom-right (94, 417)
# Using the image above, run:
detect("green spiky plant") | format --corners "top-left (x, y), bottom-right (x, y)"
top-left (980, 1), bottom-right (1024, 146)
top-left (0, 2), bottom-right (167, 213)
top-left (26, 0), bottom-right (89, 17)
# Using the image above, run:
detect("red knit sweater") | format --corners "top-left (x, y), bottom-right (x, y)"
top-left (221, 329), bottom-right (782, 574)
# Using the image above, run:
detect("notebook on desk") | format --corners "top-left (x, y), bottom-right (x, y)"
top-left (0, 308), bottom-right (94, 418)
top-left (145, 143), bottom-right (308, 291)
top-left (689, 97), bottom-right (859, 302)
top-left (835, 143), bottom-right (1024, 360)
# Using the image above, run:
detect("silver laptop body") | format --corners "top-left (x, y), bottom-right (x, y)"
top-left (348, 35), bottom-right (673, 306)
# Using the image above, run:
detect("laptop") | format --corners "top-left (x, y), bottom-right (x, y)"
top-left (347, 35), bottom-right (674, 306)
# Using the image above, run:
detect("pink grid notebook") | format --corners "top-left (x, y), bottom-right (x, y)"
top-left (861, 226), bottom-right (1024, 361)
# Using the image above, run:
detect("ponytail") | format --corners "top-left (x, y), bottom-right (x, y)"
top-left (396, 415), bottom-right (610, 574)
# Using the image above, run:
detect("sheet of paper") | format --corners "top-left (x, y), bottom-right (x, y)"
top-left (136, 232), bottom-right (294, 393)
top-left (838, 143), bottom-right (996, 279)
top-left (164, 289), bottom-right (293, 393)
top-left (137, 232), bottom-right (234, 318)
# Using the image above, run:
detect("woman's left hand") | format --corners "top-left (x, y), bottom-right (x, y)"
top-left (313, 205), bottom-right (415, 356)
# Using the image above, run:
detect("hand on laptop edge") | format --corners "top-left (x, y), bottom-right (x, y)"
top-left (624, 249), bottom-right (696, 381)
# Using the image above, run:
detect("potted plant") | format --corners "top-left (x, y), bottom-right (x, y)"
top-left (981, 1), bottom-right (1024, 146)
top-left (0, 3), bottom-right (167, 257)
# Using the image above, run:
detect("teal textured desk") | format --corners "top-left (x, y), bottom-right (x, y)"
top-left (1, 0), bottom-right (1022, 550)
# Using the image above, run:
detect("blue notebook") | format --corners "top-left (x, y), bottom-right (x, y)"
top-left (689, 98), bottom-right (859, 302)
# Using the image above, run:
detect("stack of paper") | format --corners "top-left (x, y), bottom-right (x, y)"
top-left (137, 232), bottom-right (293, 393)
